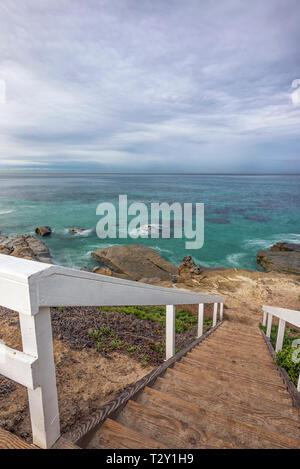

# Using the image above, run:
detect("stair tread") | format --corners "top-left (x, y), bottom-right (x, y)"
top-left (90, 418), bottom-right (166, 449)
top-left (175, 361), bottom-right (287, 391)
top-left (0, 428), bottom-right (36, 450)
top-left (183, 356), bottom-right (284, 385)
top-left (116, 400), bottom-right (237, 448)
top-left (153, 377), bottom-right (300, 433)
top-left (187, 349), bottom-right (275, 370)
top-left (136, 387), bottom-right (300, 449)
top-left (165, 367), bottom-right (291, 404)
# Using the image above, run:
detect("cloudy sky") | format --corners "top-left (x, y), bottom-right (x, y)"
top-left (0, 0), bottom-right (299, 172)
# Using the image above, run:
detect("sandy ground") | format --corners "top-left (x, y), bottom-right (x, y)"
top-left (0, 307), bottom-right (153, 442)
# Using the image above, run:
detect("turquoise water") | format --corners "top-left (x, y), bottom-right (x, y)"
top-left (0, 172), bottom-right (299, 271)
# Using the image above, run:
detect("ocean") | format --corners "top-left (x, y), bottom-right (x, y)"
top-left (0, 171), bottom-right (299, 271)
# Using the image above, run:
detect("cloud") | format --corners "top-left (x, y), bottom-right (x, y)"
top-left (0, 0), bottom-right (299, 171)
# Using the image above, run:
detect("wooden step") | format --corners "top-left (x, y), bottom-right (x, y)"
top-left (182, 356), bottom-right (284, 386)
top-left (116, 400), bottom-right (236, 448)
top-left (164, 367), bottom-right (292, 405)
top-left (0, 428), bottom-right (36, 449)
top-left (194, 342), bottom-right (276, 364)
top-left (202, 335), bottom-right (270, 352)
top-left (187, 349), bottom-right (275, 371)
top-left (136, 387), bottom-right (300, 449)
top-left (88, 418), bottom-right (166, 449)
top-left (175, 361), bottom-right (286, 392)
top-left (212, 331), bottom-right (267, 346)
top-left (153, 377), bottom-right (300, 436)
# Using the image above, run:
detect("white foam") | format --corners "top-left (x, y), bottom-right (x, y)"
top-left (0, 210), bottom-right (14, 215)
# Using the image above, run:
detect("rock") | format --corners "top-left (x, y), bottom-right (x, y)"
top-left (270, 242), bottom-right (300, 253)
top-left (92, 265), bottom-right (132, 280)
top-left (178, 256), bottom-right (225, 282)
top-left (35, 226), bottom-right (52, 237)
top-left (0, 234), bottom-right (52, 263)
top-left (257, 246), bottom-right (300, 275)
top-left (69, 228), bottom-right (86, 235)
top-left (91, 244), bottom-right (178, 281)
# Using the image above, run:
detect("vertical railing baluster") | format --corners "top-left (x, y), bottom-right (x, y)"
top-left (262, 311), bottom-right (267, 327)
top-left (165, 305), bottom-right (176, 360)
top-left (220, 303), bottom-right (224, 321)
top-left (275, 318), bottom-right (286, 352)
top-left (19, 307), bottom-right (60, 449)
top-left (297, 374), bottom-right (300, 393)
top-left (266, 313), bottom-right (273, 338)
top-left (213, 303), bottom-right (218, 327)
top-left (197, 303), bottom-right (204, 338)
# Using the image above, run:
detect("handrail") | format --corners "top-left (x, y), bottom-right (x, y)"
top-left (262, 305), bottom-right (300, 392)
top-left (0, 254), bottom-right (225, 448)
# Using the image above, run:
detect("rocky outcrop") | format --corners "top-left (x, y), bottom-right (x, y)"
top-left (35, 226), bottom-right (52, 237)
top-left (178, 256), bottom-right (226, 283)
top-left (0, 234), bottom-right (52, 263)
top-left (91, 244), bottom-right (178, 281)
top-left (69, 228), bottom-right (86, 235)
top-left (257, 243), bottom-right (300, 275)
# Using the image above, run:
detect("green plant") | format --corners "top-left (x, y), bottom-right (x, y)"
top-left (276, 346), bottom-right (300, 386)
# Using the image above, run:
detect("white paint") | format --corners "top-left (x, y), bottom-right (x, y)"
top-left (266, 313), bottom-right (273, 338)
top-left (19, 308), bottom-right (60, 449)
top-left (0, 342), bottom-right (38, 389)
top-left (197, 303), bottom-right (204, 338)
top-left (263, 305), bottom-right (300, 329)
top-left (220, 303), bottom-right (224, 321)
top-left (213, 303), bottom-right (218, 327)
top-left (275, 318), bottom-right (286, 353)
top-left (165, 305), bottom-right (176, 360)
top-left (262, 311), bottom-right (267, 327)
top-left (298, 375), bottom-right (300, 393)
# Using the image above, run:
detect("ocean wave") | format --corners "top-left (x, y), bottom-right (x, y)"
top-left (225, 252), bottom-right (247, 267)
top-left (129, 224), bottom-right (162, 238)
top-left (244, 233), bottom-right (300, 250)
top-left (0, 209), bottom-right (14, 215)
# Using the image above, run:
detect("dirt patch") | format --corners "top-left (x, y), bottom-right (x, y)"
top-left (0, 306), bottom-right (154, 442)
top-left (0, 305), bottom-right (204, 443)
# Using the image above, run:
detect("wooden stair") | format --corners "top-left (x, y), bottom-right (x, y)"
top-left (85, 321), bottom-right (300, 449)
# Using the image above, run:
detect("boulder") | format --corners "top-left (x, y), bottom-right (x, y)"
top-left (178, 256), bottom-right (225, 282)
top-left (91, 244), bottom-right (178, 281)
top-left (0, 234), bottom-right (52, 263)
top-left (257, 243), bottom-right (300, 275)
top-left (69, 228), bottom-right (86, 235)
top-left (35, 226), bottom-right (52, 237)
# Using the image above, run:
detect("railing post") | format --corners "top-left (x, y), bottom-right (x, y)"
top-left (298, 374), bottom-right (300, 393)
top-left (213, 303), bottom-right (218, 327)
top-left (275, 318), bottom-right (286, 352)
top-left (266, 313), bottom-right (273, 339)
top-left (220, 303), bottom-right (224, 321)
top-left (166, 305), bottom-right (175, 360)
top-left (197, 303), bottom-right (204, 338)
top-left (262, 311), bottom-right (267, 327)
top-left (19, 307), bottom-right (60, 449)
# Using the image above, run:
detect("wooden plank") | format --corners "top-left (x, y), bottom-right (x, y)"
top-left (165, 305), bottom-right (175, 360)
top-left (19, 307), bottom-right (60, 449)
top-left (175, 361), bottom-right (286, 391)
top-left (116, 400), bottom-right (236, 449)
top-left (136, 387), bottom-right (300, 449)
top-left (0, 342), bottom-right (38, 389)
top-left (0, 428), bottom-right (36, 449)
top-left (64, 321), bottom-right (223, 445)
top-left (88, 419), bottom-right (166, 449)
top-left (154, 376), bottom-right (299, 422)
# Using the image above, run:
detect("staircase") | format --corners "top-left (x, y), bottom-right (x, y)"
top-left (85, 321), bottom-right (300, 449)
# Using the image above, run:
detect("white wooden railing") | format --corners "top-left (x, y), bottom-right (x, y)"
top-left (262, 305), bottom-right (300, 392)
top-left (0, 254), bottom-right (224, 448)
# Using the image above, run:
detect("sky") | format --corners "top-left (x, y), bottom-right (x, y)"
top-left (0, 0), bottom-right (300, 172)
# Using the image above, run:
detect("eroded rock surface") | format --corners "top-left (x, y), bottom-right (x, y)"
top-left (257, 242), bottom-right (300, 275)
top-left (0, 234), bottom-right (51, 263)
top-left (92, 244), bottom-right (178, 281)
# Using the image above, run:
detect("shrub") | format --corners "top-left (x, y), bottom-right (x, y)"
top-left (276, 346), bottom-right (300, 386)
